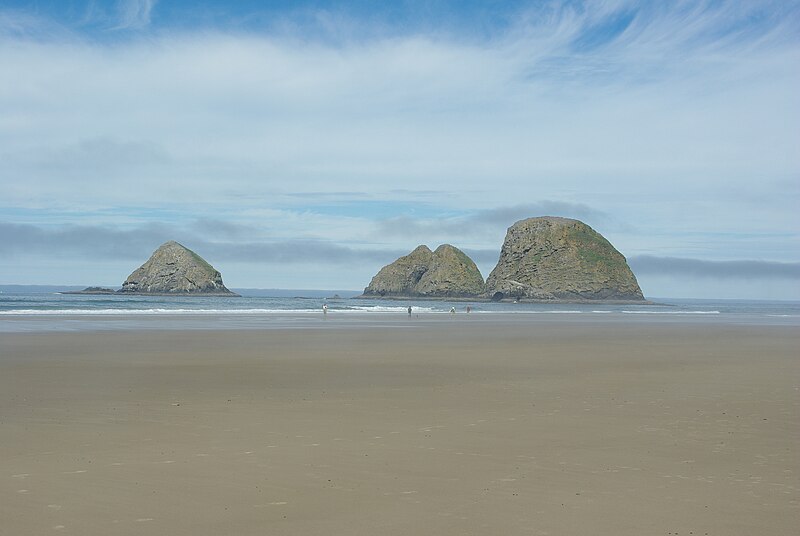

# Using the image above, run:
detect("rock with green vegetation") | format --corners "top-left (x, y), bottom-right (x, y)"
top-left (62, 286), bottom-right (117, 295)
top-left (416, 244), bottom-right (486, 297)
top-left (119, 241), bottom-right (238, 296)
top-left (362, 244), bottom-right (484, 298)
top-left (484, 217), bottom-right (644, 301)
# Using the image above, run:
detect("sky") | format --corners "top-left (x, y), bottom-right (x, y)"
top-left (1, 0), bottom-right (799, 298)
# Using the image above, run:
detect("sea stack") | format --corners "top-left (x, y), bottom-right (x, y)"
top-left (484, 217), bottom-right (644, 301)
top-left (362, 244), bottom-right (484, 298)
top-left (119, 241), bottom-right (238, 296)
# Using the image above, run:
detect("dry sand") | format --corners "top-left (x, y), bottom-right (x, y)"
top-left (1, 320), bottom-right (798, 535)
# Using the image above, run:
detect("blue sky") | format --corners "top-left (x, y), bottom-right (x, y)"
top-left (1, 0), bottom-right (799, 298)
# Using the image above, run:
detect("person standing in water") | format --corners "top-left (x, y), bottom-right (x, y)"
top-left (449, 306), bottom-right (456, 315)
top-left (407, 306), bottom-right (412, 317)
top-left (322, 303), bottom-right (328, 316)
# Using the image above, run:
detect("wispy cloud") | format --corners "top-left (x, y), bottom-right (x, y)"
top-left (374, 216), bottom-right (476, 240)
top-left (191, 218), bottom-right (258, 240)
top-left (375, 201), bottom-right (619, 240)
top-left (2, 1), bottom-right (796, 214)
top-left (0, 8), bottom-right (72, 39)
top-left (113, 0), bottom-right (157, 30)
top-left (473, 202), bottom-right (611, 227)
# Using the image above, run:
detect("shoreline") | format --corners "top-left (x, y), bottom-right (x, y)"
top-left (2, 309), bottom-right (799, 334)
top-left (355, 294), bottom-right (656, 304)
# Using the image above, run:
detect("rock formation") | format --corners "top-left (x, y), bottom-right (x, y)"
top-left (484, 217), bottom-right (644, 301)
top-left (62, 287), bottom-right (117, 295)
top-left (362, 244), bottom-right (484, 298)
top-left (119, 241), bottom-right (238, 296)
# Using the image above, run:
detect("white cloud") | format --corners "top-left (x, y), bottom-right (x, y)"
top-left (0, 5), bottom-right (794, 198)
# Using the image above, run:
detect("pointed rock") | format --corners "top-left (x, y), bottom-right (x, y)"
top-left (485, 217), bottom-right (644, 301)
top-left (362, 245), bottom-right (433, 297)
top-left (119, 241), bottom-right (238, 296)
top-left (362, 244), bottom-right (484, 298)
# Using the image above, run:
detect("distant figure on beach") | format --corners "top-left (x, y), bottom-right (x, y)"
top-left (450, 307), bottom-right (456, 315)
top-left (407, 306), bottom-right (412, 317)
top-left (322, 303), bottom-right (328, 315)
top-left (466, 305), bottom-right (472, 313)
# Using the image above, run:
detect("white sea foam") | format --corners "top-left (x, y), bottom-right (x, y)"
top-left (0, 306), bottom-right (439, 316)
top-left (1, 308), bottom-right (289, 315)
top-left (468, 309), bottom-right (584, 314)
top-left (347, 305), bottom-right (437, 313)
top-left (621, 310), bottom-right (720, 315)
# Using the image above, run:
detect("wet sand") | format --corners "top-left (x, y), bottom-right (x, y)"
top-left (1, 320), bottom-right (798, 535)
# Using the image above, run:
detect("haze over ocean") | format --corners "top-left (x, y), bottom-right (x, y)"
top-left (1, 288), bottom-right (798, 334)
top-left (1, 0), bottom-right (799, 299)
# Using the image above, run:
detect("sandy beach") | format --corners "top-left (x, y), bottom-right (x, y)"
top-left (1, 319), bottom-right (798, 535)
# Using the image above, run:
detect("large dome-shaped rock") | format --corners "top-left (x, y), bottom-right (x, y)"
top-left (363, 244), bottom-right (484, 298)
top-left (485, 217), bottom-right (644, 301)
top-left (119, 241), bottom-right (237, 296)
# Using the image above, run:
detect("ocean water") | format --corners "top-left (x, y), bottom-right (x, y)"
top-left (1, 291), bottom-right (799, 333)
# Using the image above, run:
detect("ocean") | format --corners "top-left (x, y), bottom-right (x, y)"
top-left (1, 290), bottom-right (798, 332)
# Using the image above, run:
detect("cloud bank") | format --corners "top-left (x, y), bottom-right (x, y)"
top-left (628, 256), bottom-right (800, 280)
top-left (4, 221), bottom-right (797, 280)
top-left (0, 221), bottom-right (405, 266)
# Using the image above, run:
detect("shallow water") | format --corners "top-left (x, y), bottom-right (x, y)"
top-left (1, 292), bottom-right (798, 332)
